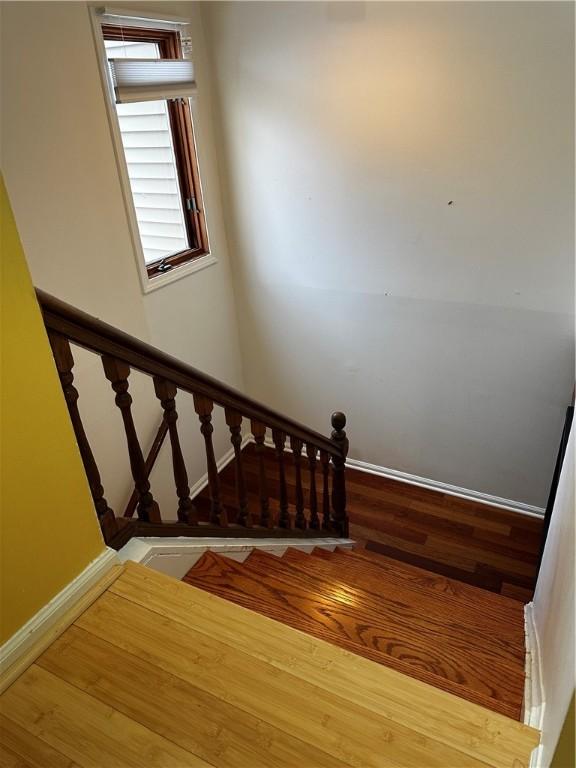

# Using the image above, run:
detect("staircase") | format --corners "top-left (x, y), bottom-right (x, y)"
top-left (184, 546), bottom-right (527, 721)
top-left (36, 288), bottom-right (540, 763)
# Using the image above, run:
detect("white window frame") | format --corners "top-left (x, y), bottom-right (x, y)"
top-left (89, 6), bottom-right (216, 294)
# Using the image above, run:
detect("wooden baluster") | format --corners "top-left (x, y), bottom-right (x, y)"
top-left (290, 436), bottom-right (306, 529)
top-left (330, 411), bottom-right (349, 537)
top-left (273, 429), bottom-right (290, 528)
top-left (193, 394), bottom-right (226, 526)
top-left (251, 420), bottom-right (271, 527)
top-left (48, 333), bottom-right (118, 542)
top-left (320, 450), bottom-right (331, 530)
top-left (306, 443), bottom-right (320, 530)
top-left (153, 377), bottom-right (197, 525)
top-left (102, 356), bottom-right (161, 523)
top-left (124, 420), bottom-right (168, 518)
top-left (225, 408), bottom-right (250, 526)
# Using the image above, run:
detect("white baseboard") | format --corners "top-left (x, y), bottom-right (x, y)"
top-left (346, 457), bottom-right (545, 517)
top-left (259, 438), bottom-right (544, 517)
top-left (119, 536), bottom-right (355, 580)
top-left (0, 548), bottom-right (119, 690)
top-left (524, 601), bottom-right (545, 767)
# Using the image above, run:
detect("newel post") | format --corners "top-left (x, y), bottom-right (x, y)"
top-left (330, 411), bottom-right (349, 537)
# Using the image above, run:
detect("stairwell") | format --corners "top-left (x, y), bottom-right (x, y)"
top-left (18, 289), bottom-right (542, 766)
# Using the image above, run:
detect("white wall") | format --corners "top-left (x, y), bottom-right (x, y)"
top-left (203, 1), bottom-right (574, 507)
top-left (532, 427), bottom-right (574, 767)
top-left (0, 1), bottom-right (245, 515)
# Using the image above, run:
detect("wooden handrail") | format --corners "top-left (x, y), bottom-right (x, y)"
top-left (37, 289), bottom-right (340, 457)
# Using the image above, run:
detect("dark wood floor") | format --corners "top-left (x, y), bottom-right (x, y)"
top-left (195, 443), bottom-right (543, 602)
top-left (184, 547), bottom-right (528, 720)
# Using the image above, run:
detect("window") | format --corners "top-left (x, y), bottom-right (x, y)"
top-left (101, 23), bottom-right (208, 282)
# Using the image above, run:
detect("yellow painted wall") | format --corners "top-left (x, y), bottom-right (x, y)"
top-left (0, 177), bottom-right (105, 643)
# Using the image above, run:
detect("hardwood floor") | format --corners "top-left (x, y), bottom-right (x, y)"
top-left (0, 562), bottom-right (539, 768)
top-left (184, 547), bottom-right (527, 720)
top-left (196, 443), bottom-right (543, 601)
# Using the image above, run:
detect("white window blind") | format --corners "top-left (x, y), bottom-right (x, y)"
top-left (104, 40), bottom-right (189, 264)
top-left (98, 6), bottom-right (190, 31)
top-left (108, 58), bottom-right (196, 103)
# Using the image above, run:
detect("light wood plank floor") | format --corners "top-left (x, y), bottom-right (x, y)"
top-left (0, 562), bottom-right (539, 768)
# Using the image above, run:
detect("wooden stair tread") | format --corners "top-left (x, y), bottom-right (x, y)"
top-left (243, 550), bottom-right (525, 670)
top-left (252, 549), bottom-right (525, 647)
top-left (343, 502), bottom-right (539, 563)
top-left (282, 548), bottom-right (526, 643)
top-left (184, 551), bottom-right (524, 719)
top-left (314, 547), bottom-right (526, 620)
top-left (329, 547), bottom-right (527, 615)
top-left (359, 536), bottom-right (537, 591)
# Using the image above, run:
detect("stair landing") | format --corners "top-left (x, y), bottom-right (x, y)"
top-left (0, 561), bottom-right (539, 768)
top-left (184, 547), bottom-right (528, 720)
top-left (200, 443), bottom-right (543, 601)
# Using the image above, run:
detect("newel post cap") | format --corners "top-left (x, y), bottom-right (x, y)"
top-left (331, 411), bottom-right (346, 432)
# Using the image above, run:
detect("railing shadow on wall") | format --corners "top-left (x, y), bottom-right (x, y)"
top-left (37, 289), bottom-right (349, 550)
